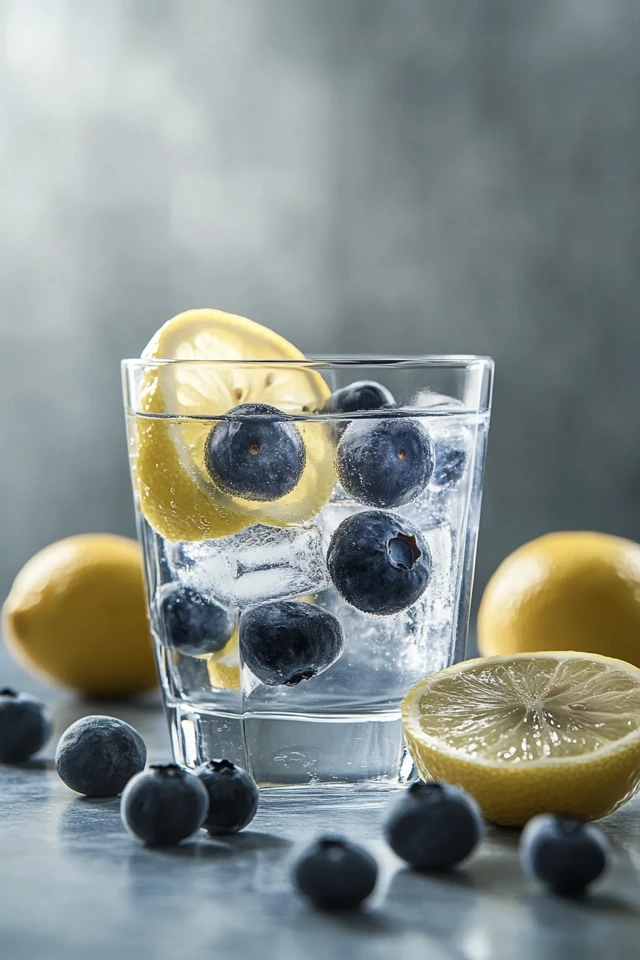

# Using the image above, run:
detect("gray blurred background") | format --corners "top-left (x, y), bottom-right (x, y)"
top-left (1, 0), bottom-right (640, 606)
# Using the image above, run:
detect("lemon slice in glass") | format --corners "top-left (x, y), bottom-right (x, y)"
top-left (206, 630), bottom-right (241, 692)
top-left (130, 309), bottom-right (333, 541)
top-left (402, 652), bottom-right (640, 826)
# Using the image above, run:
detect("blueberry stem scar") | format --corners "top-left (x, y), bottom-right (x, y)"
top-left (284, 670), bottom-right (315, 687)
top-left (387, 533), bottom-right (421, 570)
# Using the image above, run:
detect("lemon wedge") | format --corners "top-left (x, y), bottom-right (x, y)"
top-left (130, 309), bottom-right (333, 541)
top-left (206, 630), bottom-right (241, 691)
top-left (402, 652), bottom-right (640, 826)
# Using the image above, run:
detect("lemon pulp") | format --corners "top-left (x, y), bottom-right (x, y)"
top-left (130, 309), bottom-right (333, 542)
top-left (205, 630), bottom-right (241, 692)
top-left (402, 652), bottom-right (640, 826)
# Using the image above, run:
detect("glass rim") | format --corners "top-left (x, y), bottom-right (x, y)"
top-left (121, 354), bottom-right (494, 369)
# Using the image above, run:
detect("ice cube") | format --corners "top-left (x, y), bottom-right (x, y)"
top-left (177, 523), bottom-right (330, 608)
top-left (419, 516), bottom-right (455, 627)
top-left (411, 390), bottom-right (465, 412)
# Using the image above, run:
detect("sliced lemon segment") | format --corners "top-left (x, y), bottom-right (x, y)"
top-left (130, 309), bottom-right (333, 541)
top-left (206, 630), bottom-right (241, 691)
top-left (402, 652), bottom-right (640, 826)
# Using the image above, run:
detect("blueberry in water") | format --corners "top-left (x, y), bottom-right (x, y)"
top-left (336, 418), bottom-right (434, 508)
top-left (239, 600), bottom-right (344, 686)
top-left (323, 381), bottom-right (395, 416)
top-left (55, 716), bottom-right (147, 797)
top-left (121, 763), bottom-right (209, 845)
top-left (205, 402), bottom-right (306, 502)
top-left (159, 584), bottom-right (235, 657)
top-left (432, 437), bottom-right (467, 488)
top-left (384, 781), bottom-right (484, 870)
top-left (327, 510), bottom-right (431, 615)
top-left (0, 688), bottom-right (52, 763)
top-left (520, 813), bottom-right (610, 896)
top-left (195, 758), bottom-right (259, 835)
top-left (293, 837), bottom-right (378, 910)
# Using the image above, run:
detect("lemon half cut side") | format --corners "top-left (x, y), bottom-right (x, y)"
top-left (402, 652), bottom-right (640, 826)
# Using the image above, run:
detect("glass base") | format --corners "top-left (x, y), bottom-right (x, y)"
top-left (167, 700), bottom-right (416, 788)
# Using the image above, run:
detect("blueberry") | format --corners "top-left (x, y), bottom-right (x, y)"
top-left (293, 837), bottom-right (378, 910)
top-left (195, 758), bottom-right (259, 835)
top-left (327, 510), bottom-right (431, 615)
top-left (158, 584), bottom-right (235, 657)
top-left (0, 688), bottom-right (52, 763)
top-left (520, 814), bottom-right (610, 896)
top-left (121, 763), bottom-right (209, 845)
top-left (205, 403), bottom-right (306, 502)
top-left (323, 381), bottom-right (395, 416)
top-left (336, 419), bottom-right (433, 508)
top-left (432, 438), bottom-right (467, 488)
top-left (55, 716), bottom-right (147, 797)
top-left (240, 600), bottom-right (344, 686)
top-left (384, 781), bottom-right (484, 871)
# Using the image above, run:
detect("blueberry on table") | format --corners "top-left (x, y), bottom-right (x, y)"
top-left (384, 781), bottom-right (484, 871)
top-left (158, 584), bottom-right (235, 657)
top-left (55, 716), bottom-right (147, 797)
top-left (327, 510), bottom-right (431, 615)
top-left (205, 402), bottom-right (306, 502)
top-left (0, 688), bottom-right (52, 763)
top-left (336, 418), bottom-right (434, 508)
top-left (239, 600), bottom-right (344, 686)
top-left (293, 837), bottom-right (378, 910)
top-left (195, 758), bottom-right (259, 835)
top-left (121, 763), bottom-right (209, 845)
top-left (323, 381), bottom-right (395, 416)
top-left (520, 813), bottom-right (610, 896)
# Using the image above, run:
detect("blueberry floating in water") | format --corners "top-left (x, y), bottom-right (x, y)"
top-left (195, 758), bottom-right (259, 835)
top-left (336, 418), bottom-right (434, 508)
top-left (0, 687), bottom-right (52, 763)
top-left (520, 813), bottom-right (610, 896)
top-left (323, 381), bottom-right (395, 416)
top-left (55, 716), bottom-right (147, 797)
top-left (384, 781), bottom-right (484, 871)
top-left (293, 836), bottom-right (378, 910)
top-left (239, 600), bottom-right (344, 686)
top-left (432, 437), bottom-right (467, 488)
top-left (158, 583), bottom-right (235, 657)
top-left (121, 763), bottom-right (209, 845)
top-left (205, 402), bottom-right (306, 502)
top-left (327, 510), bottom-right (431, 615)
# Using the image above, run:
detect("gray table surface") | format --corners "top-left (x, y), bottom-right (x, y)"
top-left (2, 647), bottom-right (640, 960)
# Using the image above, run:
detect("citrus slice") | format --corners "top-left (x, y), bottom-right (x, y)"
top-left (402, 652), bottom-right (640, 826)
top-left (206, 630), bottom-right (241, 691)
top-left (130, 309), bottom-right (333, 541)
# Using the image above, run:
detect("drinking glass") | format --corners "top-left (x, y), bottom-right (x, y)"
top-left (122, 356), bottom-right (493, 790)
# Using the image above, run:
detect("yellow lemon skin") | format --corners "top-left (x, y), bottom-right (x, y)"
top-left (478, 532), bottom-right (640, 666)
top-left (2, 534), bottom-right (157, 699)
top-left (130, 307), bottom-right (333, 542)
top-left (402, 652), bottom-right (640, 827)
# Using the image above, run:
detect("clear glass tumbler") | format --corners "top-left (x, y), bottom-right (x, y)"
top-left (122, 356), bottom-right (493, 790)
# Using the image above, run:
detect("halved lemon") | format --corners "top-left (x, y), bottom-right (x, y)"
top-left (130, 309), bottom-right (333, 541)
top-left (206, 630), bottom-right (241, 691)
top-left (402, 652), bottom-right (640, 826)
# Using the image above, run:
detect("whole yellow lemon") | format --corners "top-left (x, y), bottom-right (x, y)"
top-left (2, 534), bottom-right (157, 698)
top-left (478, 531), bottom-right (640, 667)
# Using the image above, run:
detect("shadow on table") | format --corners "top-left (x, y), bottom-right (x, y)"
top-left (143, 830), bottom-right (293, 860)
top-left (2, 756), bottom-right (56, 772)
